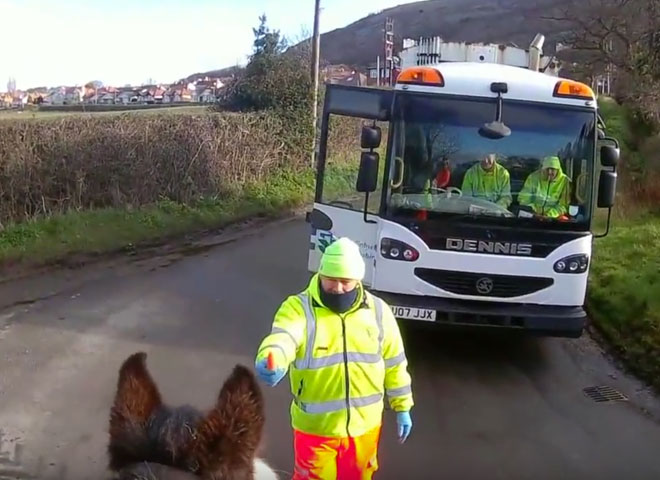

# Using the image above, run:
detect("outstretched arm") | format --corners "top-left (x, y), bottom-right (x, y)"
top-left (255, 296), bottom-right (306, 370)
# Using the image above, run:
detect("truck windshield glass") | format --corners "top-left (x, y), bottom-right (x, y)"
top-left (386, 93), bottom-right (596, 228)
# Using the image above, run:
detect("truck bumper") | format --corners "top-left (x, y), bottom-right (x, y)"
top-left (369, 290), bottom-right (587, 338)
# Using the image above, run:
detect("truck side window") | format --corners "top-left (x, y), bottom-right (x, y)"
top-left (320, 114), bottom-right (385, 214)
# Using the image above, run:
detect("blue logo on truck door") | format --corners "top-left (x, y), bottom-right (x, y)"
top-left (317, 230), bottom-right (337, 253)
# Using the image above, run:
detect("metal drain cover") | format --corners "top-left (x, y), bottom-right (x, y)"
top-left (583, 385), bottom-right (628, 403)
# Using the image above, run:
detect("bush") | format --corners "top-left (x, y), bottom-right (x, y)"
top-left (599, 97), bottom-right (660, 214)
top-left (0, 112), bottom-right (293, 226)
top-left (0, 108), bottom-right (367, 229)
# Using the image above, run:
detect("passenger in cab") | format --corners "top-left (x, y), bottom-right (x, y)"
top-left (461, 153), bottom-right (512, 208)
top-left (518, 155), bottom-right (571, 218)
top-left (432, 156), bottom-right (452, 189)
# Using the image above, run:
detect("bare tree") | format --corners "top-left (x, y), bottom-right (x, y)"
top-left (545, 0), bottom-right (660, 126)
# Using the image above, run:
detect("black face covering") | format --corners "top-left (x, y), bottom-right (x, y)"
top-left (319, 284), bottom-right (359, 314)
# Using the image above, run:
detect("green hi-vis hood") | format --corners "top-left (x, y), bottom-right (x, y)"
top-left (518, 156), bottom-right (571, 217)
top-left (542, 156), bottom-right (564, 177)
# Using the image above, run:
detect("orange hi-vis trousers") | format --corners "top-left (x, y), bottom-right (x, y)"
top-left (292, 426), bottom-right (382, 480)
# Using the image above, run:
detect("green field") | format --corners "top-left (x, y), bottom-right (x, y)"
top-left (587, 212), bottom-right (660, 389)
top-left (0, 105), bottom-right (211, 121)
top-left (0, 165), bottom-right (360, 269)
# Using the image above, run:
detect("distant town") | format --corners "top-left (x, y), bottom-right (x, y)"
top-left (0, 74), bottom-right (234, 110)
top-left (0, 62), bottom-right (395, 111)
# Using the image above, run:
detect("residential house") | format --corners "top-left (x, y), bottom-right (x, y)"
top-left (116, 88), bottom-right (140, 104)
top-left (323, 64), bottom-right (367, 87)
top-left (365, 63), bottom-right (401, 87)
top-left (193, 78), bottom-right (223, 103)
top-left (64, 86), bottom-right (84, 104)
top-left (25, 87), bottom-right (48, 105)
top-left (166, 83), bottom-right (194, 103)
top-left (0, 92), bottom-right (13, 108)
top-left (43, 87), bottom-right (66, 105)
top-left (88, 86), bottom-right (119, 104)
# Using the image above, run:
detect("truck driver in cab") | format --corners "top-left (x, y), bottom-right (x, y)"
top-left (518, 155), bottom-right (571, 218)
top-left (461, 153), bottom-right (513, 208)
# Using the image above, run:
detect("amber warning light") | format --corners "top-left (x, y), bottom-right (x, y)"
top-left (553, 80), bottom-right (595, 100)
top-left (396, 67), bottom-right (445, 87)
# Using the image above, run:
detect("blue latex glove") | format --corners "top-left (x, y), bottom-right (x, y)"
top-left (396, 411), bottom-right (412, 443)
top-left (255, 357), bottom-right (286, 387)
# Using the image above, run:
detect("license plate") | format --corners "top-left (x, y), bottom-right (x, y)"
top-left (392, 306), bottom-right (436, 321)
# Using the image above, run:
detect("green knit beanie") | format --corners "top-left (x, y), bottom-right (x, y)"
top-left (318, 237), bottom-right (365, 281)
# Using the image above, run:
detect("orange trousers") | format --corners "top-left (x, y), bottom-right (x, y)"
top-left (292, 426), bottom-right (381, 480)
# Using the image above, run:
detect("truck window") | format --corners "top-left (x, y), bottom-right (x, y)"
top-left (386, 93), bottom-right (596, 229)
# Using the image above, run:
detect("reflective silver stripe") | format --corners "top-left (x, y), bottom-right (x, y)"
top-left (351, 392), bottom-right (384, 408)
top-left (384, 352), bottom-right (406, 368)
top-left (296, 293), bottom-right (316, 370)
top-left (271, 326), bottom-right (298, 349)
top-left (298, 398), bottom-right (345, 414)
top-left (295, 292), bottom-right (384, 370)
top-left (387, 385), bottom-right (412, 397)
top-left (299, 393), bottom-right (383, 414)
top-left (306, 352), bottom-right (382, 369)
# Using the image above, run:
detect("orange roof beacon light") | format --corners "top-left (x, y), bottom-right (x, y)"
top-left (396, 67), bottom-right (445, 87)
top-left (553, 80), bottom-right (595, 100)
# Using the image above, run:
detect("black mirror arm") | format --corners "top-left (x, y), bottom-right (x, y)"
top-left (363, 192), bottom-right (377, 224)
top-left (594, 207), bottom-right (612, 239)
top-left (495, 92), bottom-right (504, 123)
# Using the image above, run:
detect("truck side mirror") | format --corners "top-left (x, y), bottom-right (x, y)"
top-left (598, 137), bottom-right (620, 167)
top-left (356, 152), bottom-right (379, 193)
top-left (597, 171), bottom-right (617, 208)
top-left (600, 145), bottom-right (619, 167)
top-left (361, 125), bottom-right (381, 149)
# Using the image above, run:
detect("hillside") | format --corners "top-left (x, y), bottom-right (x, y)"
top-left (315, 0), bottom-right (573, 67)
top-left (187, 0), bottom-right (574, 80)
top-left (183, 66), bottom-right (242, 83)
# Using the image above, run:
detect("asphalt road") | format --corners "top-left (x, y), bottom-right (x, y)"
top-left (1, 217), bottom-right (660, 480)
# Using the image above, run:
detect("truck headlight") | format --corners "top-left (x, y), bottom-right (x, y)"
top-left (381, 238), bottom-right (419, 262)
top-left (554, 254), bottom-right (589, 274)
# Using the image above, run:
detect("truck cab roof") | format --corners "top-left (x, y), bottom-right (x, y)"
top-left (395, 62), bottom-right (597, 110)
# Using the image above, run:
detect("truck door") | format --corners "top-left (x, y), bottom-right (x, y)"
top-left (307, 85), bottom-right (393, 288)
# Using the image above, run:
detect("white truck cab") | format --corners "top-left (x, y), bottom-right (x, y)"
top-left (306, 37), bottom-right (620, 338)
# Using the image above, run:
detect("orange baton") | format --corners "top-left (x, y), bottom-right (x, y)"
top-left (267, 351), bottom-right (275, 370)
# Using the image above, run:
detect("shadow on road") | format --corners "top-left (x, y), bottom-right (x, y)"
top-left (399, 322), bottom-right (549, 382)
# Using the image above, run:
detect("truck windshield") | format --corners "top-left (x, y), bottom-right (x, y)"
top-left (386, 92), bottom-right (596, 229)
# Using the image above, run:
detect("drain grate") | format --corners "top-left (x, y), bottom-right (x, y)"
top-left (583, 385), bottom-right (628, 403)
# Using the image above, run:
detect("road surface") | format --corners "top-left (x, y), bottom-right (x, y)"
top-left (1, 217), bottom-right (660, 480)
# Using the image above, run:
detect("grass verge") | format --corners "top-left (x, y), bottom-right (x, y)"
top-left (587, 211), bottom-right (660, 389)
top-left (0, 164), bottom-right (357, 269)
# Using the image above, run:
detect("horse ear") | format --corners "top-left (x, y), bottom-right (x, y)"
top-left (193, 365), bottom-right (265, 475)
top-left (111, 352), bottom-right (162, 423)
top-left (108, 352), bottom-right (163, 469)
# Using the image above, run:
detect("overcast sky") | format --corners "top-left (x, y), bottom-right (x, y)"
top-left (1, 0), bottom-right (419, 90)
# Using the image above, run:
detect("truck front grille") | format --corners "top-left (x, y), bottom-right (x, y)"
top-left (414, 268), bottom-right (554, 298)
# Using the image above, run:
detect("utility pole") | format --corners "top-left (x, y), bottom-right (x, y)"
top-left (311, 0), bottom-right (321, 168)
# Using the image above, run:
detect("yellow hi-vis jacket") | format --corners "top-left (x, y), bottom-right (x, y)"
top-left (255, 274), bottom-right (414, 438)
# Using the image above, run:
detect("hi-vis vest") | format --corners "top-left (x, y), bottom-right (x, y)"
top-left (256, 274), bottom-right (414, 438)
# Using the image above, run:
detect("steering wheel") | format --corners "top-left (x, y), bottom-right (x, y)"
top-left (429, 187), bottom-right (463, 199)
